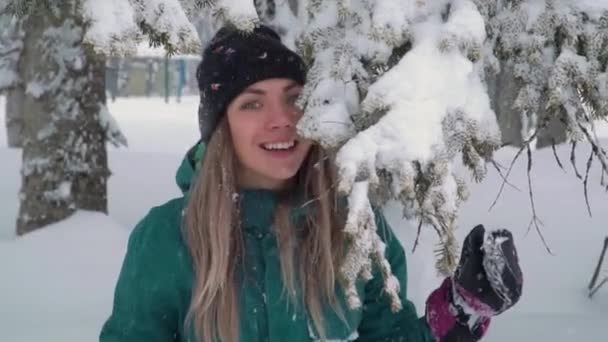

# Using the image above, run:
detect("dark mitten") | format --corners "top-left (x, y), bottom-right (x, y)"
top-left (454, 224), bottom-right (523, 315)
top-left (425, 225), bottom-right (523, 342)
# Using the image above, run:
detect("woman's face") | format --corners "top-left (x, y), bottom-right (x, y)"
top-left (226, 78), bottom-right (312, 190)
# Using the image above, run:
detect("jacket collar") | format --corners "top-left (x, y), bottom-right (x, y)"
top-left (175, 142), bottom-right (309, 234)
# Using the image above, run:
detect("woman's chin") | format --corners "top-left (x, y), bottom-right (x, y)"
top-left (261, 168), bottom-right (299, 184)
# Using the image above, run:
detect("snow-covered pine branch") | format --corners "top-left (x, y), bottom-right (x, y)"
top-left (82, 0), bottom-right (141, 56)
top-left (131, 0), bottom-right (202, 55)
top-left (292, 1), bottom-right (608, 311)
top-left (295, 0), bottom-right (500, 285)
top-left (477, 0), bottom-right (608, 207)
top-left (482, 0), bottom-right (608, 141)
top-left (0, 14), bottom-right (23, 91)
top-left (3, 0), bottom-right (204, 56)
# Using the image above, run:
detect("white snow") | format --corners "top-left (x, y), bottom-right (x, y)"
top-left (43, 181), bottom-right (72, 202)
top-left (136, 0), bottom-right (201, 53)
top-left (0, 95), bottom-right (607, 341)
top-left (83, 0), bottom-right (140, 55)
top-left (0, 69), bottom-right (18, 90)
top-left (481, 229), bottom-right (512, 310)
top-left (217, 0), bottom-right (259, 31)
top-left (98, 104), bottom-right (128, 148)
top-left (82, 0), bottom-right (202, 55)
top-left (573, 0), bottom-right (608, 20)
top-left (0, 212), bottom-right (129, 342)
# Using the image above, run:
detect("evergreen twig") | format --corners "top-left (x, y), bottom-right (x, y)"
top-left (524, 145), bottom-right (553, 255)
top-left (583, 149), bottom-right (594, 217)
top-left (570, 140), bottom-right (583, 180)
top-left (411, 217), bottom-right (424, 253)
top-left (552, 139), bottom-right (566, 173)
top-left (489, 131), bottom-right (539, 212)
top-left (490, 158), bottom-right (520, 192)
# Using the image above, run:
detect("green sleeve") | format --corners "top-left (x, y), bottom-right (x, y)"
top-left (356, 210), bottom-right (436, 342)
top-left (99, 209), bottom-right (180, 342)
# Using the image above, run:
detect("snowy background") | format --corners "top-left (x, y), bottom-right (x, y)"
top-left (1, 95), bottom-right (607, 341)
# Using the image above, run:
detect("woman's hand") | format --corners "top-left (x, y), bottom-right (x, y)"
top-left (425, 225), bottom-right (523, 341)
top-left (455, 225), bottom-right (523, 315)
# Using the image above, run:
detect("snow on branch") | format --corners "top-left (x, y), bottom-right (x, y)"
top-left (82, 0), bottom-right (140, 56)
top-left (212, 0), bottom-right (259, 31)
top-left (2, 0), bottom-right (203, 56)
top-left (99, 104), bottom-right (128, 148)
top-left (130, 0), bottom-right (202, 55)
top-left (292, 0), bottom-right (501, 309)
top-left (335, 0), bottom-right (499, 277)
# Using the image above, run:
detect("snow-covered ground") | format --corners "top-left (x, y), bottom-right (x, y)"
top-left (1, 95), bottom-right (607, 341)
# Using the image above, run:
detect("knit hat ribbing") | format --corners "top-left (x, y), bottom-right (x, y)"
top-left (196, 25), bottom-right (307, 143)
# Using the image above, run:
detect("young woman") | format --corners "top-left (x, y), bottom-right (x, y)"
top-left (100, 25), bottom-right (522, 342)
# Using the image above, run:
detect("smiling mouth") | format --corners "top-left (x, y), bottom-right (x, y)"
top-left (260, 140), bottom-right (298, 151)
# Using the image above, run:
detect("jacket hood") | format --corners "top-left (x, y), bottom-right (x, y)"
top-left (176, 140), bottom-right (313, 232)
top-left (175, 141), bottom-right (206, 194)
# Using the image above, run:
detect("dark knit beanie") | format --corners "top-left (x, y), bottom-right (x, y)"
top-left (196, 25), bottom-right (307, 143)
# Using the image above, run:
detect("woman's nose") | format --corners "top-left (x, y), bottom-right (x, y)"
top-left (267, 102), bottom-right (297, 129)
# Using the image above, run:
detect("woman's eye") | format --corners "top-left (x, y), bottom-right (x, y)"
top-left (241, 101), bottom-right (262, 110)
top-left (287, 94), bottom-right (300, 106)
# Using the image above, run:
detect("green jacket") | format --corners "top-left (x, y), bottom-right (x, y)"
top-left (100, 143), bottom-right (435, 342)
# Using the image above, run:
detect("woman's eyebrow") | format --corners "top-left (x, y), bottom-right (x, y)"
top-left (244, 82), bottom-right (300, 95)
top-left (242, 88), bottom-right (266, 95)
top-left (283, 82), bottom-right (300, 92)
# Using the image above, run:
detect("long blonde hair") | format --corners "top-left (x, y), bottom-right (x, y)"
top-left (183, 118), bottom-right (346, 342)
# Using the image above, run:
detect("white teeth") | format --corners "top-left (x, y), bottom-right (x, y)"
top-left (263, 141), bottom-right (295, 150)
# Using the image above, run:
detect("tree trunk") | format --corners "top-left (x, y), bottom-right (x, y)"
top-left (536, 110), bottom-right (568, 149)
top-left (5, 85), bottom-right (24, 148)
top-left (487, 61), bottom-right (568, 149)
top-left (486, 62), bottom-right (524, 147)
top-left (287, 0), bottom-right (298, 15)
top-left (16, 4), bottom-right (109, 236)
